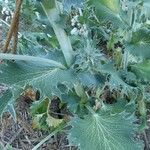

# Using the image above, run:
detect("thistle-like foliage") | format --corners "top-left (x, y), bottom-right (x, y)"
top-left (68, 111), bottom-right (144, 150)
top-left (0, 0), bottom-right (149, 149)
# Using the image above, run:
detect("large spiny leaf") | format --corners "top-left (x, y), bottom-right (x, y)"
top-left (130, 60), bottom-right (150, 81)
top-left (88, 0), bottom-right (124, 28)
top-left (0, 61), bottom-right (77, 99)
top-left (68, 111), bottom-right (143, 150)
top-left (125, 28), bottom-right (150, 59)
top-left (143, 0), bottom-right (150, 17)
top-left (100, 63), bottom-right (133, 94)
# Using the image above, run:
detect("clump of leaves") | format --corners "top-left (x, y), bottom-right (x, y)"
top-left (0, 0), bottom-right (150, 149)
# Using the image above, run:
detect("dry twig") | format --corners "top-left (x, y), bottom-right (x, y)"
top-left (3, 0), bottom-right (22, 53)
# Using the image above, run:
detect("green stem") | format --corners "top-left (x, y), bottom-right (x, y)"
top-left (40, 2), bottom-right (74, 67)
top-left (0, 53), bottom-right (66, 69)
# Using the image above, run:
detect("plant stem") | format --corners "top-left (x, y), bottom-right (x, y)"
top-left (40, 2), bottom-right (74, 67)
top-left (3, 0), bottom-right (22, 53)
top-left (0, 19), bottom-right (40, 46)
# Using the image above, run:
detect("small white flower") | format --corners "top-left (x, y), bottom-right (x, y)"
top-left (83, 24), bottom-right (87, 29)
top-left (78, 8), bottom-right (83, 16)
top-left (35, 12), bottom-right (40, 19)
top-left (146, 19), bottom-right (150, 25)
top-left (77, 23), bottom-right (81, 27)
top-left (71, 18), bottom-right (75, 23)
top-left (47, 34), bottom-right (51, 38)
top-left (5, 10), bottom-right (10, 16)
top-left (5, 16), bottom-right (11, 22)
top-left (128, 54), bottom-right (140, 63)
top-left (71, 27), bottom-right (78, 35)
top-left (5, 0), bottom-right (9, 3)
top-left (42, 25), bottom-right (46, 28)
top-left (78, 25), bottom-right (88, 37)
top-left (73, 15), bottom-right (79, 22)
top-left (83, 30), bottom-right (88, 37)
top-left (2, 7), bottom-right (7, 14)
top-left (79, 27), bottom-right (84, 35)
top-left (71, 21), bottom-right (75, 26)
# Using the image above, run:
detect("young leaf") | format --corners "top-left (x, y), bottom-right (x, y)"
top-left (68, 111), bottom-right (143, 150)
top-left (30, 98), bottom-right (49, 116)
top-left (130, 60), bottom-right (150, 81)
top-left (46, 114), bottom-right (63, 128)
top-left (32, 113), bottom-right (49, 130)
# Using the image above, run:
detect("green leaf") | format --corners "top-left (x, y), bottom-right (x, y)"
top-left (99, 0), bottom-right (120, 13)
top-left (130, 60), bottom-right (150, 81)
top-left (30, 98), bottom-right (49, 130)
top-left (30, 98), bottom-right (63, 129)
top-left (40, 0), bottom-right (56, 10)
top-left (101, 63), bottom-right (132, 94)
top-left (143, 0), bottom-right (150, 17)
top-left (0, 61), bottom-right (77, 99)
top-left (32, 113), bottom-right (49, 130)
top-left (30, 98), bottom-right (49, 116)
top-left (0, 89), bottom-right (12, 116)
top-left (68, 111), bottom-right (143, 150)
top-left (46, 114), bottom-right (63, 128)
top-left (88, 0), bottom-right (124, 28)
top-left (62, 0), bottom-right (84, 11)
top-left (125, 28), bottom-right (150, 59)
top-left (61, 90), bottom-right (81, 113)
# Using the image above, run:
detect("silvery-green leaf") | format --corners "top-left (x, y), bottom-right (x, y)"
top-left (0, 61), bottom-right (77, 99)
top-left (68, 111), bottom-right (144, 150)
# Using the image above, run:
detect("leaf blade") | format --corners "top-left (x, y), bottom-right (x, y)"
top-left (68, 111), bottom-right (143, 150)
